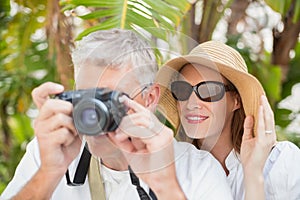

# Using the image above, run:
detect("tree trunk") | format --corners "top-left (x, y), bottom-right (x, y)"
top-left (196, 0), bottom-right (233, 43)
top-left (227, 0), bottom-right (250, 36)
top-left (190, 3), bottom-right (200, 43)
top-left (272, 0), bottom-right (300, 82)
top-left (46, 0), bottom-right (74, 90)
top-left (198, 0), bottom-right (220, 43)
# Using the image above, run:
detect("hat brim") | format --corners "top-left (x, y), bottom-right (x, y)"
top-left (156, 55), bottom-right (265, 136)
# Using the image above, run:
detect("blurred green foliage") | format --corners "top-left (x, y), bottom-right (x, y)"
top-left (0, 0), bottom-right (57, 191)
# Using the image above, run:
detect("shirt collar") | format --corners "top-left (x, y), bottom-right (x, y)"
top-left (99, 160), bottom-right (129, 184)
top-left (225, 149), bottom-right (240, 171)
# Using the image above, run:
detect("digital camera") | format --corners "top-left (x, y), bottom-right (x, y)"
top-left (56, 88), bottom-right (128, 136)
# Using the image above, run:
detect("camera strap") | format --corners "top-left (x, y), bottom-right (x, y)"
top-left (65, 143), bottom-right (91, 186)
top-left (64, 143), bottom-right (106, 199)
top-left (64, 143), bottom-right (157, 200)
top-left (129, 165), bottom-right (157, 200)
top-left (88, 155), bottom-right (106, 200)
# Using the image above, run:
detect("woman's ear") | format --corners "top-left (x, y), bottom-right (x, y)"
top-left (145, 83), bottom-right (160, 111)
top-left (232, 92), bottom-right (241, 112)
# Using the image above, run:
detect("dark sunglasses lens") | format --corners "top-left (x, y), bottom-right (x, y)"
top-left (171, 81), bottom-right (193, 101)
top-left (197, 82), bottom-right (225, 102)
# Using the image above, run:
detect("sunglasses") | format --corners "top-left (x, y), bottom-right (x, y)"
top-left (171, 81), bottom-right (234, 102)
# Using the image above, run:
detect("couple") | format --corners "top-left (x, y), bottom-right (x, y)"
top-left (1, 29), bottom-right (300, 200)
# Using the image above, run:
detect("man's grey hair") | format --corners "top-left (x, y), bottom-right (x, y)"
top-left (72, 28), bottom-right (158, 85)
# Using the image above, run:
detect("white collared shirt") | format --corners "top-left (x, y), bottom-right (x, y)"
top-left (225, 141), bottom-right (300, 200)
top-left (99, 164), bottom-right (150, 199)
top-left (1, 138), bottom-right (233, 200)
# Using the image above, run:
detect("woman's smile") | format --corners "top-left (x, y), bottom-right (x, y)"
top-left (184, 114), bottom-right (209, 124)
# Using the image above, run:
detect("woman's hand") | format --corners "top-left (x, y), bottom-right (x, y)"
top-left (241, 95), bottom-right (276, 173)
top-left (240, 95), bottom-right (277, 200)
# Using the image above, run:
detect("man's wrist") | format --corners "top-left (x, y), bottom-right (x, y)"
top-left (12, 168), bottom-right (64, 200)
top-left (150, 174), bottom-right (186, 200)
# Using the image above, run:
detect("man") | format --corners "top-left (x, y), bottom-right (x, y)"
top-left (1, 29), bottom-right (232, 199)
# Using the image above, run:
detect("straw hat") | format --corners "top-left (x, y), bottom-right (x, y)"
top-left (156, 41), bottom-right (265, 136)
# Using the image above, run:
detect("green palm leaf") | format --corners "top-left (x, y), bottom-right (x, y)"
top-left (60, 0), bottom-right (191, 40)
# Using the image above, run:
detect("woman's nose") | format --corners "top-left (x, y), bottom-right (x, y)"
top-left (186, 92), bottom-right (203, 110)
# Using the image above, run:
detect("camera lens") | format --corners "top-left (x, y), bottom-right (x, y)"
top-left (81, 108), bottom-right (98, 127)
top-left (73, 99), bottom-right (109, 136)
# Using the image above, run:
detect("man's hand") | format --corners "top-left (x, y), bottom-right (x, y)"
top-left (31, 82), bottom-right (65, 109)
top-left (33, 99), bottom-right (81, 175)
top-left (108, 96), bottom-right (186, 199)
top-left (32, 82), bottom-right (82, 175)
top-left (12, 82), bottom-right (82, 200)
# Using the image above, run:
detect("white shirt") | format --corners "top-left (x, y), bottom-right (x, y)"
top-left (1, 138), bottom-right (233, 200)
top-left (225, 141), bottom-right (300, 200)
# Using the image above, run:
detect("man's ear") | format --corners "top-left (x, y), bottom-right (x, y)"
top-left (145, 83), bottom-right (160, 111)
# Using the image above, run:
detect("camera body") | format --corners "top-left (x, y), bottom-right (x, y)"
top-left (56, 88), bottom-right (127, 136)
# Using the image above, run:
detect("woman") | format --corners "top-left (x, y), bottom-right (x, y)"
top-left (156, 41), bottom-right (300, 199)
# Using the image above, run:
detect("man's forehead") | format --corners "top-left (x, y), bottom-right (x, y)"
top-left (75, 65), bottom-right (140, 90)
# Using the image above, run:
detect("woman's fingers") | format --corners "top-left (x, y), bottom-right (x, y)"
top-left (256, 104), bottom-right (266, 139)
top-left (261, 95), bottom-right (275, 134)
top-left (253, 95), bottom-right (276, 149)
top-left (242, 115), bottom-right (254, 141)
top-left (260, 96), bottom-right (277, 143)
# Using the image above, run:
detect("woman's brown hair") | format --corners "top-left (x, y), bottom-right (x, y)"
top-left (227, 79), bottom-right (245, 154)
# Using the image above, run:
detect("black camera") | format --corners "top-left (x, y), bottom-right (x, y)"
top-left (56, 88), bottom-right (128, 136)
